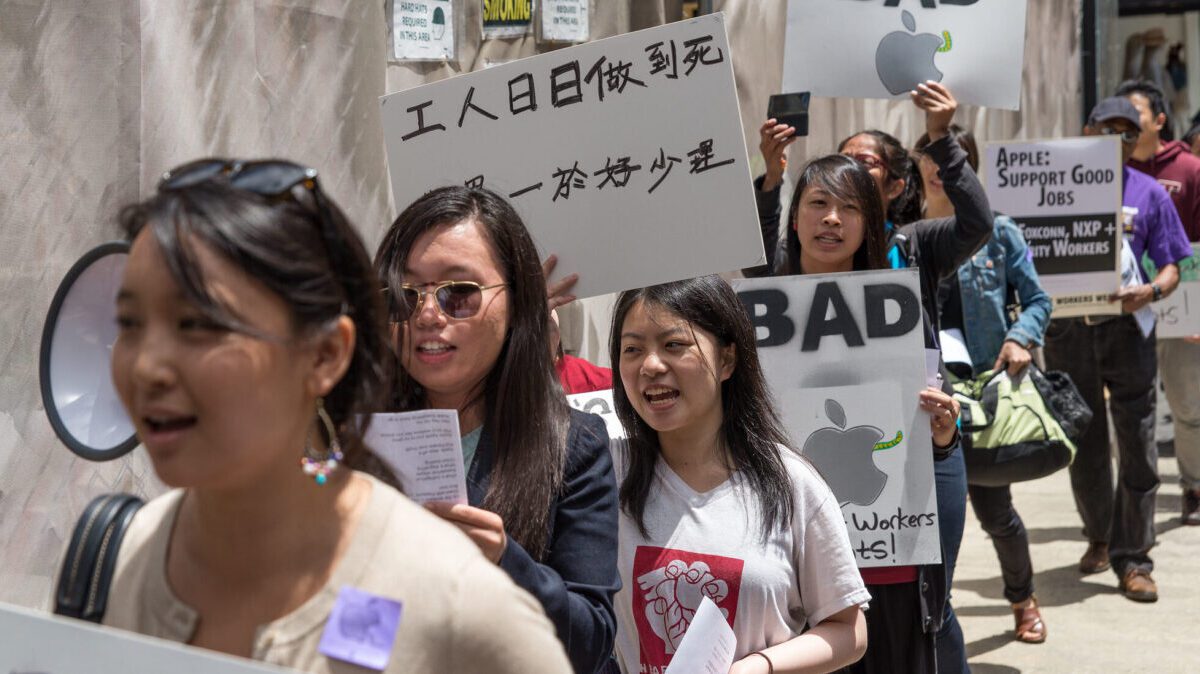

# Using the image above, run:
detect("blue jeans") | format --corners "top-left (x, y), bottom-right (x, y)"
top-left (935, 444), bottom-right (969, 674)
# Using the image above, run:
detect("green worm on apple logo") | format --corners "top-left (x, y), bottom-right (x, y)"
top-left (872, 430), bottom-right (904, 451)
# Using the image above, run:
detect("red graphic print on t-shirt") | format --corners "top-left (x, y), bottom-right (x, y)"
top-left (632, 546), bottom-right (744, 672)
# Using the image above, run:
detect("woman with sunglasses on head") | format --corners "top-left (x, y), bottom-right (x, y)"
top-left (915, 124), bottom-right (1053, 645)
top-left (84, 160), bottom-right (571, 672)
top-left (374, 186), bottom-right (620, 674)
top-left (753, 82), bottom-right (990, 674)
top-left (610, 275), bottom-right (869, 674)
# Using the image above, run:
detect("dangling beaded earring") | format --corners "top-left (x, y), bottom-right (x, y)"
top-left (301, 398), bottom-right (344, 486)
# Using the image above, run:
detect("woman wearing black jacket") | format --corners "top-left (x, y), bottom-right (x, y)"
top-left (748, 82), bottom-right (992, 674)
top-left (375, 186), bottom-right (620, 674)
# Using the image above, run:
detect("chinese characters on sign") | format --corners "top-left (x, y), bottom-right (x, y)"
top-left (380, 15), bottom-right (764, 299)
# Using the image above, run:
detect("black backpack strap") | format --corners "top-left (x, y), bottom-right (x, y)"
top-left (55, 493), bottom-right (145, 623)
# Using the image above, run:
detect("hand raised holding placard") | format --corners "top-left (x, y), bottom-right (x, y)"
top-left (759, 119), bottom-right (798, 193)
top-left (911, 81), bottom-right (957, 142)
top-left (543, 254), bottom-right (579, 311)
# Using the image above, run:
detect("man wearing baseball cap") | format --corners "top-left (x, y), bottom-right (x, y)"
top-left (1042, 96), bottom-right (1192, 603)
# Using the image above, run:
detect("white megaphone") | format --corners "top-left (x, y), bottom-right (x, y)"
top-left (39, 241), bottom-right (138, 461)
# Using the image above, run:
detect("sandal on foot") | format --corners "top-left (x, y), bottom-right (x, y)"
top-left (1012, 598), bottom-right (1047, 644)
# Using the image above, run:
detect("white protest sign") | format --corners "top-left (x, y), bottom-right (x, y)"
top-left (733, 269), bottom-right (940, 567)
top-left (1149, 243), bottom-right (1200, 338)
top-left (782, 0), bottom-right (1027, 110)
top-left (984, 137), bottom-right (1124, 317)
top-left (366, 410), bottom-right (469, 504)
top-left (542, 0), bottom-right (588, 43)
top-left (482, 0), bottom-right (533, 38)
top-left (380, 14), bottom-right (765, 300)
top-left (0, 602), bottom-right (295, 673)
top-left (567, 388), bottom-right (626, 440)
top-left (663, 597), bottom-right (736, 674)
top-left (393, 0), bottom-right (454, 61)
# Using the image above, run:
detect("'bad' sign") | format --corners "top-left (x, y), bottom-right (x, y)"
top-left (985, 136), bottom-right (1124, 317)
top-left (733, 269), bottom-right (940, 568)
top-left (380, 14), bottom-right (764, 300)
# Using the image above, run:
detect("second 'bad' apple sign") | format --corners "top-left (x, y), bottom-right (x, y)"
top-left (875, 10), bottom-right (945, 95)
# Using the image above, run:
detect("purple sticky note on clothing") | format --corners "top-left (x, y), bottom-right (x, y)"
top-left (318, 586), bottom-right (403, 670)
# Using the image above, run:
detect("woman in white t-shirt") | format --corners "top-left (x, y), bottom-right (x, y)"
top-left (609, 274), bottom-right (871, 674)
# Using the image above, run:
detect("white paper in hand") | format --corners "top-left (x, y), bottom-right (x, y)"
top-left (664, 596), bottom-right (736, 674)
top-left (366, 410), bottom-right (468, 504)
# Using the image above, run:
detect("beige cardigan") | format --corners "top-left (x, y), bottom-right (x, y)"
top-left (101, 473), bottom-right (571, 673)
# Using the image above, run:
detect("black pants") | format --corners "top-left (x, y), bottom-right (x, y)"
top-left (1043, 316), bottom-right (1159, 577)
top-left (968, 483), bottom-right (1034, 603)
top-left (835, 582), bottom-right (935, 674)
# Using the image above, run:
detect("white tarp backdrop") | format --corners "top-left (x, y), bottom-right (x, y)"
top-left (0, 0), bottom-right (682, 610)
top-left (1, 0), bottom-right (1080, 608)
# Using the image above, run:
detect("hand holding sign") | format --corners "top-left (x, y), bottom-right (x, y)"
top-left (543, 254), bottom-right (579, 311)
top-left (911, 81), bottom-right (957, 142)
top-left (920, 386), bottom-right (960, 448)
top-left (1110, 283), bottom-right (1156, 314)
top-left (759, 119), bottom-right (798, 193)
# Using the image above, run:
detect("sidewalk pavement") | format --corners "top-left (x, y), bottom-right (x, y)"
top-left (956, 457), bottom-right (1198, 673)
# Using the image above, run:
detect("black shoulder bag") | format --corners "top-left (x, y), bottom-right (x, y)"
top-left (54, 493), bottom-right (144, 623)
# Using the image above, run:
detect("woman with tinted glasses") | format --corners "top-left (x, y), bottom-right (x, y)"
top-left (375, 185), bottom-right (620, 674)
top-left (84, 159), bottom-right (571, 672)
top-left (750, 82), bottom-right (991, 674)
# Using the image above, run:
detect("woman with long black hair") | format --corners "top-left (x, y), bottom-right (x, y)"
top-left (610, 275), bottom-right (870, 674)
top-left (375, 186), bottom-right (620, 674)
top-left (749, 82), bottom-right (986, 674)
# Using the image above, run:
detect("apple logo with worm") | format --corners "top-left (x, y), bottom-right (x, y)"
top-left (802, 399), bottom-right (902, 507)
top-left (875, 10), bottom-right (950, 95)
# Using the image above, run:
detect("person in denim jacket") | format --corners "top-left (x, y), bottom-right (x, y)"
top-left (947, 216), bottom-right (1051, 374)
top-left (915, 125), bottom-right (1054, 645)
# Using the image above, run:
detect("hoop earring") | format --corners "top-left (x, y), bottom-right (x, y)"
top-left (301, 398), bottom-right (344, 486)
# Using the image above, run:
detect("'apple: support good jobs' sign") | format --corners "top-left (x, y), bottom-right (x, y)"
top-left (782, 0), bottom-right (1027, 110)
top-left (734, 269), bottom-right (940, 568)
top-left (380, 14), bottom-right (764, 300)
top-left (984, 136), bottom-right (1124, 317)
